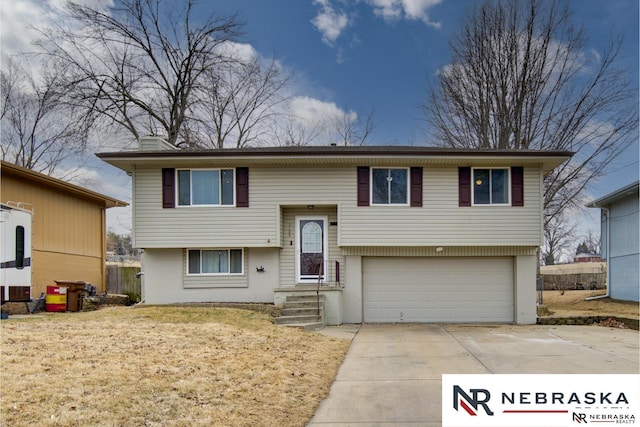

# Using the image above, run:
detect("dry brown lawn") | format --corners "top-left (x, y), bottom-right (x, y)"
top-left (0, 306), bottom-right (350, 427)
top-left (539, 290), bottom-right (639, 319)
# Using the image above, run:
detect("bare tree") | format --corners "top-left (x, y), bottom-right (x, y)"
top-left (272, 113), bottom-right (324, 147)
top-left (185, 54), bottom-right (290, 148)
top-left (273, 104), bottom-right (376, 147)
top-left (542, 212), bottom-right (576, 265)
top-left (425, 0), bottom-right (638, 227)
top-left (1, 57), bottom-right (93, 176)
top-left (36, 0), bottom-right (245, 146)
top-left (332, 106), bottom-right (376, 146)
top-left (575, 230), bottom-right (601, 255)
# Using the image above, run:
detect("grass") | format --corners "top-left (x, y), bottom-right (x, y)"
top-left (0, 306), bottom-right (351, 427)
top-left (539, 290), bottom-right (639, 319)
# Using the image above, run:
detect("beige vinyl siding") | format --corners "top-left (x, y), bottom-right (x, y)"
top-left (134, 165), bottom-right (543, 249)
top-left (339, 166), bottom-right (542, 247)
top-left (134, 167), bottom-right (279, 248)
top-left (133, 166), bottom-right (352, 248)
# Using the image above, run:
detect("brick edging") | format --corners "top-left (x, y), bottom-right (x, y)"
top-left (537, 316), bottom-right (639, 330)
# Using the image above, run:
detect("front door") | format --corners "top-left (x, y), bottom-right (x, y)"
top-left (296, 216), bottom-right (328, 283)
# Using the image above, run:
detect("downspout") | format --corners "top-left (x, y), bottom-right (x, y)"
top-left (101, 206), bottom-right (107, 293)
top-left (586, 207), bottom-right (610, 301)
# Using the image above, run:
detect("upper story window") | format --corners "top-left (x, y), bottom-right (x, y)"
top-left (371, 168), bottom-right (408, 205)
top-left (177, 169), bottom-right (234, 206)
top-left (472, 168), bottom-right (509, 205)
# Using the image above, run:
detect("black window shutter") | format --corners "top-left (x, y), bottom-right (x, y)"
top-left (511, 166), bottom-right (524, 207)
top-left (236, 167), bottom-right (249, 207)
top-left (458, 167), bottom-right (471, 207)
top-left (410, 167), bottom-right (423, 207)
top-left (162, 168), bottom-right (175, 208)
top-left (357, 166), bottom-right (370, 206)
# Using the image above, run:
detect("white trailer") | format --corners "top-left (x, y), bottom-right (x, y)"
top-left (1, 203), bottom-right (33, 303)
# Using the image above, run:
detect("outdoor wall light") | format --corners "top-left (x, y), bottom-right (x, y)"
top-left (256, 266), bottom-right (265, 273)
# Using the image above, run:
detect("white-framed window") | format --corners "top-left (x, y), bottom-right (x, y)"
top-left (472, 168), bottom-right (510, 205)
top-left (187, 249), bottom-right (243, 275)
top-left (371, 168), bottom-right (409, 205)
top-left (177, 169), bottom-right (235, 206)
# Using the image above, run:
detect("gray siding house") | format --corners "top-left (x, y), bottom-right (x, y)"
top-left (588, 181), bottom-right (639, 302)
top-left (98, 139), bottom-right (571, 324)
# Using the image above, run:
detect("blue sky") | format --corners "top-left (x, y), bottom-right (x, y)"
top-left (1, 0), bottom-right (638, 237)
top-left (201, 0), bottom-right (638, 197)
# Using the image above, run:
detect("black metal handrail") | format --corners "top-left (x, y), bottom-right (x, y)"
top-left (315, 260), bottom-right (342, 287)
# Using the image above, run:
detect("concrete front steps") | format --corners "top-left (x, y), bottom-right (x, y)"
top-left (274, 294), bottom-right (325, 331)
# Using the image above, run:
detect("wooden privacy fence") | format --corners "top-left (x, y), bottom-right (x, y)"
top-left (539, 262), bottom-right (607, 291)
top-left (106, 265), bottom-right (141, 299)
top-left (540, 272), bottom-right (606, 290)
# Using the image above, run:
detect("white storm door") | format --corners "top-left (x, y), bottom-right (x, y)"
top-left (296, 216), bottom-right (328, 283)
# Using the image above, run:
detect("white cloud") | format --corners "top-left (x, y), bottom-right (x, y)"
top-left (1, 0), bottom-right (114, 63)
top-left (366, 0), bottom-right (403, 20)
top-left (214, 41), bottom-right (259, 63)
top-left (284, 96), bottom-right (358, 145)
top-left (47, 0), bottom-right (113, 12)
top-left (289, 96), bottom-right (355, 125)
top-left (309, 0), bottom-right (441, 49)
top-left (311, 0), bottom-right (350, 46)
top-left (365, 0), bottom-right (441, 27)
top-left (402, 0), bottom-right (441, 26)
top-left (1, 0), bottom-right (48, 59)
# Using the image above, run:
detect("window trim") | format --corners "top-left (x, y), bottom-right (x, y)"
top-left (176, 168), bottom-right (236, 207)
top-left (186, 248), bottom-right (244, 276)
top-left (370, 167), bottom-right (410, 206)
top-left (471, 167), bottom-right (511, 206)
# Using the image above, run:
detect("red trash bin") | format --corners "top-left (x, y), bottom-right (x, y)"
top-left (45, 286), bottom-right (67, 312)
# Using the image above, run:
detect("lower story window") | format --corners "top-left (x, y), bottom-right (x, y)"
top-left (188, 249), bottom-right (243, 275)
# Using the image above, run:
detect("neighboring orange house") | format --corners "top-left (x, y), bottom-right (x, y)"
top-left (1, 161), bottom-right (127, 298)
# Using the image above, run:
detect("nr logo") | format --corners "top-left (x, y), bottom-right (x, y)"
top-left (453, 385), bottom-right (495, 416)
top-left (573, 412), bottom-right (588, 423)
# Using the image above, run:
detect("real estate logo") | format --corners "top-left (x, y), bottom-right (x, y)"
top-left (453, 385), bottom-right (494, 416)
top-left (443, 374), bottom-right (639, 427)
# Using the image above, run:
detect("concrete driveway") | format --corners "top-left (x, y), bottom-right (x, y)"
top-left (308, 323), bottom-right (639, 426)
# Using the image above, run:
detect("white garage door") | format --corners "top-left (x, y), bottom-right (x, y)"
top-left (363, 257), bottom-right (514, 323)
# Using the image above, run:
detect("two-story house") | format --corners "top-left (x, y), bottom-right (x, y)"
top-left (98, 138), bottom-right (571, 324)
